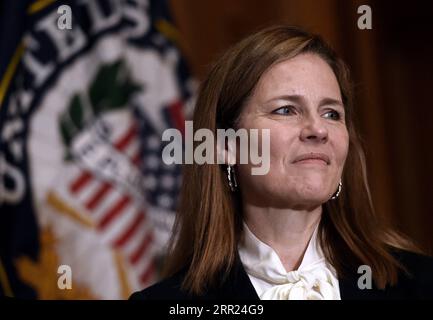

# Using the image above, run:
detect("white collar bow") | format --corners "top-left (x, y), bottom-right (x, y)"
top-left (239, 222), bottom-right (340, 300)
top-left (258, 259), bottom-right (339, 300)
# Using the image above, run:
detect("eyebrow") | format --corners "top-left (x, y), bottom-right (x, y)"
top-left (265, 94), bottom-right (344, 109)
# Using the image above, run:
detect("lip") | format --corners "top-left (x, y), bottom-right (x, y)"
top-left (293, 152), bottom-right (330, 165)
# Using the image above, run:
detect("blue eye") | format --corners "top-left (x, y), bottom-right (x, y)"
top-left (323, 110), bottom-right (341, 120)
top-left (272, 106), bottom-right (296, 115)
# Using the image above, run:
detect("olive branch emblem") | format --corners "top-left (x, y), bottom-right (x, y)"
top-left (59, 59), bottom-right (142, 160)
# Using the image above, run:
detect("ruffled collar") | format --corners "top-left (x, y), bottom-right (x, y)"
top-left (238, 221), bottom-right (340, 300)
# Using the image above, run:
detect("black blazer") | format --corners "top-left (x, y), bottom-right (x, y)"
top-left (130, 250), bottom-right (433, 300)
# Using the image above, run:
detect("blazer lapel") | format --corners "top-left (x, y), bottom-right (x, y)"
top-left (338, 272), bottom-right (395, 300)
top-left (217, 256), bottom-right (367, 300)
top-left (214, 255), bottom-right (260, 300)
top-left (215, 254), bottom-right (394, 300)
top-left (338, 273), bottom-right (366, 299)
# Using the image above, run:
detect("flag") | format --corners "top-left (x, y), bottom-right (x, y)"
top-left (0, 0), bottom-right (195, 299)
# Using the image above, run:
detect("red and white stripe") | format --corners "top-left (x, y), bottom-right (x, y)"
top-left (67, 121), bottom-right (155, 287)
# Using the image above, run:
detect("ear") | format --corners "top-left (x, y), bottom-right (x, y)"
top-left (216, 137), bottom-right (236, 165)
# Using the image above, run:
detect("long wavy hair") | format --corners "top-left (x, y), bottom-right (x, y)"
top-left (163, 25), bottom-right (416, 295)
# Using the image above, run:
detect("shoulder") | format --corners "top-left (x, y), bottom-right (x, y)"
top-left (394, 249), bottom-right (433, 272)
top-left (129, 267), bottom-right (193, 300)
top-left (129, 255), bottom-right (259, 300)
top-left (392, 249), bottom-right (433, 298)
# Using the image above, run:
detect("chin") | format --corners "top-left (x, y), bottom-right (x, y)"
top-left (297, 191), bottom-right (328, 202)
top-left (269, 189), bottom-right (328, 209)
top-left (290, 187), bottom-right (330, 204)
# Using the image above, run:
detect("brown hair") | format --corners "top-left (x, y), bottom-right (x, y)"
top-left (163, 25), bottom-right (417, 294)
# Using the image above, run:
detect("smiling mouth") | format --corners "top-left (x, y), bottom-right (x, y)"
top-left (294, 158), bottom-right (328, 165)
top-left (292, 152), bottom-right (330, 165)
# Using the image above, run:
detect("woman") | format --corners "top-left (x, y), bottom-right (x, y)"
top-left (131, 25), bottom-right (433, 300)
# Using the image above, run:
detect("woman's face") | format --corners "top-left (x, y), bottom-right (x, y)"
top-left (236, 53), bottom-right (349, 209)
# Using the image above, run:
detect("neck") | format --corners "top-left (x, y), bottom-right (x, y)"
top-left (243, 203), bottom-right (322, 272)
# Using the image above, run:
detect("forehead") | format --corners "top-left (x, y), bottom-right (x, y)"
top-left (252, 53), bottom-right (342, 102)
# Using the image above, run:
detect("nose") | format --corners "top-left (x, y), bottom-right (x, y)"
top-left (299, 114), bottom-right (328, 143)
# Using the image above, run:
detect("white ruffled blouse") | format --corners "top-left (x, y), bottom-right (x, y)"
top-left (238, 222), bottom-right (341, 300)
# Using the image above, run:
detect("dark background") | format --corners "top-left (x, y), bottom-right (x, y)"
top-left (170, 0), bottom-right (433, 254)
